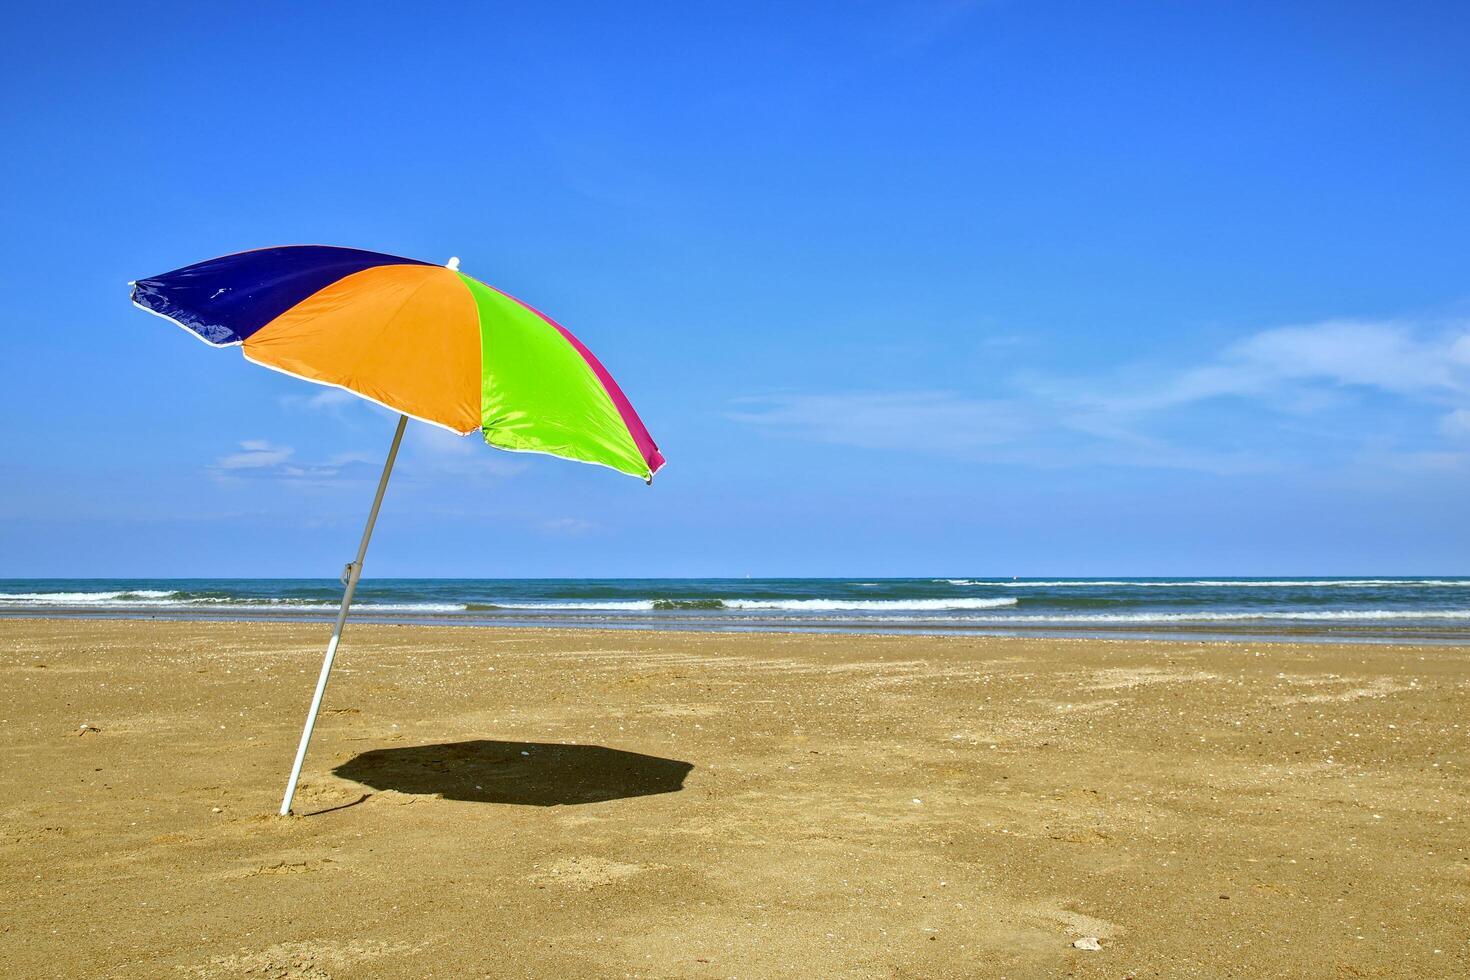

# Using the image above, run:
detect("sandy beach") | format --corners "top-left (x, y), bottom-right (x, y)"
top-left (1, 619), bottom-right (1465, 978)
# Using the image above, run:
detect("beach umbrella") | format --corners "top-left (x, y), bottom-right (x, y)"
top-left (130, 245), bottom-right (664, 815)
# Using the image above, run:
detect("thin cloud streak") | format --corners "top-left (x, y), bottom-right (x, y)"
top-left (208, 440), bottom-right (382, 485)
top-left (212, 440), bottom-right (294, 471)
top-left (1067, 320), bottom-right (1470, 414)
top-left (731, 319), bottom-right (1470, 473)
top-left (728, 391), bottom-right (1031, 453)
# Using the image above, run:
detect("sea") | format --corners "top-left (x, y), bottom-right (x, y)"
top-left (2, 577), bottom-right (1469, 643)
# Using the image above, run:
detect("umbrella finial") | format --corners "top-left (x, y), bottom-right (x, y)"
top-left (445, 256), bottom-right (460, 271)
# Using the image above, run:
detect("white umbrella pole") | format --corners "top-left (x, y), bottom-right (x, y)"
top-left (279, 413), bottom-right (408, 816)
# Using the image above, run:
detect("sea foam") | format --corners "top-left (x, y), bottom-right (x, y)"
top-left (941, 579), bottom-right (1470, 588)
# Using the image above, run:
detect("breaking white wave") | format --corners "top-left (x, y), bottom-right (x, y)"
top-left (0, 591), bottom-right (466, 613)
top-left (0, 589), bottom-right (181, 603)
top-left (940, 579), bottom-right (1470, 588)
top-left (3, 584), bottom-right (1464, 634)
top-left (496, 597), bottom-right (1021, 612)
top-left (496, 600), bottom-right (664, 611)
top-left (158, 601), bottom-right (468, 614)
top-left (912, 609), bottom-right (1470, 623)
top-left (471, 601), bottom-right (1468, 622)
top-left (722, 597), bottom-right (1019, 611)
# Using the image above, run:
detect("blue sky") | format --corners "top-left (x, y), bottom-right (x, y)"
top-left (2, 1), bottom-right (1468, 576)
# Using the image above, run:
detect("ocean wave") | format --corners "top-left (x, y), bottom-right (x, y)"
top-left (723, 597), bottom-right (1019, 611)
top-left (469, 599), bottom-right (739, 612)
top-left (145, 601), bottom-right (468, 613)
top-left (0, 589), bottom-right (182, 603)
top-left (907, 609), bottom-right (1470, 623)
top-left (2, 586), bottom-right (1463, 629)
top-left (488, 600), bottom-right (666, 611)
top-left (940, 579), bottom-right (1470, 588)
top-left (483, 597), bottom-right (1022, 612)
top-left (0, 591), bottom-right (466, 613)
top-left (446, 602), bottom-right (1469, 622)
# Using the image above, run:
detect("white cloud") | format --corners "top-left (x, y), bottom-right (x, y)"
top-left (403, 424), bottom-right (527, 479)
top-left (267, 389), bottom-right (527, 481)
top-left (208, 439), bottom-right (380, 485)
top-left (1077, 320), bottom-right (1470, 414)
top-left (280, 388), bottom-right (359, 414)
top-left (410, 423), bottom-right (481, 458)
top-left (729, 389), bottom-right (1263, 472)
top-left (1441, 408), bottom-right (1470, 440)
top-left (1234, 321), bottom-right (1464, 392)
top-left (730, 318), bottom-right (1470, 472)
top-left (728, 391), bottom-right (1031, 454)
top-left (213, 440), bottom-right (294, 470)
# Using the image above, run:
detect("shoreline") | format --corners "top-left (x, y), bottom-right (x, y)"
top-left (4, 609), bottom-right (1470, 646)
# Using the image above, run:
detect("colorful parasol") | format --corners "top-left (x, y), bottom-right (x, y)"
top-left (132, 245), bottom-right (664, 480)
top-left (130, 245), bottom-right (664, 814)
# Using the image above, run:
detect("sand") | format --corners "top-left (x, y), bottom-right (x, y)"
top-left (1, 619), bottom-right (1466, 978)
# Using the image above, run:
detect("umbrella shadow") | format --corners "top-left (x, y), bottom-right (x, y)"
top-left (333, 739), bottom-right (694, 806)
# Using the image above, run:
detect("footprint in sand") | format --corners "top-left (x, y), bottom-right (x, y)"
top-left (527, 855), bottom-right (662, 890)
top-left (232, 858), bottom-right (337, 879)
top-left (183, 939), bottom-right (417, 978)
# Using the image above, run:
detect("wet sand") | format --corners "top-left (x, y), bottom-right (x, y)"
top-left (2, 619), bottom-right (1466, 978)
